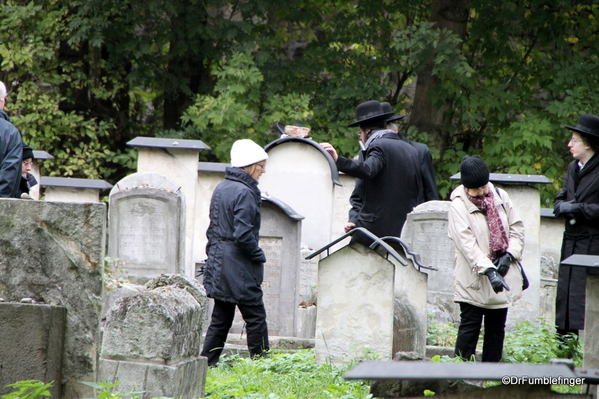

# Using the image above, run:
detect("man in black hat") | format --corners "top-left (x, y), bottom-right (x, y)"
top-left (381, 102), bottom-right (439, 203)
top-left (0, 80), bottom-right (23, 198)
top-left (553, 113), bottom-right (599, 339)
top-left (320, 100), bottom-right (422, 244)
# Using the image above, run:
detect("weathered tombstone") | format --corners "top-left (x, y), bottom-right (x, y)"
top-left (108, 172), bottom-right (185, 283)
top-left (449, 173), bottom-right (552, 326)
top-left (401, 201), bottom-right (458, 325)
top-left (310, 232), bottom-right (428, 364)
top-left (128, 136), bottom-right (211, 278)
top-left (260, 137), bottom-right (340, 250)
top-left (100, 274), bottom-right (208, 399)
top-left (0, 303), bottom-right (66, 399)
top-left (0, 199), bottom-right (106, 399)
top-left (539, 208), bottom-right (563, 325)
top-left (225, 196), bottom-right (304, 337)
top-left (41, 176), bottom-right (113, 203)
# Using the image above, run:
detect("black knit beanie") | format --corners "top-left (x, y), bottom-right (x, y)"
top-left (22, 144), bottom-right (34, 161)
top-left (460, 155), bottom-right (489, 189)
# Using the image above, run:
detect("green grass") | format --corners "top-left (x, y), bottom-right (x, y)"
top-left (204, 350), bottom-right (372, 399)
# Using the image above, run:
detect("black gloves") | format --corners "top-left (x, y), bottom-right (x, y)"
top-left (485, 269), bottom-right (510, 294)
top-left (493, 252), bottom-right (513, 277)
top-left (554, 200), bottom-right (580, 219)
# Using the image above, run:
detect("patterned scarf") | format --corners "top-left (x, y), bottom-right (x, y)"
top-left (466, 189), bottom-right (508, 261)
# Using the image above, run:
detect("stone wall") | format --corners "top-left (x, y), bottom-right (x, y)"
top-left (0, 199), bottom-right (106, 399)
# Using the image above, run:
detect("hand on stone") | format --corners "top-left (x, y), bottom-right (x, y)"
top-left (344, 222), bottom-right (356, 233)
top-left (319, 142), bottom-right (338, 162)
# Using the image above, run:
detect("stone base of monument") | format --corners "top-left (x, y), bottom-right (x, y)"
top-left (0, 303), bottom-right (66, 399)
top-left (222, 335), bottom-right (315, 358)
top-left (101, 275), bottom-right (208, 399)
top-left (99, 357), bottom-right (207, 399)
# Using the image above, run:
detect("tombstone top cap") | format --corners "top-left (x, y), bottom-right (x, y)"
top-left (540, 208), bottom-right (557, 218)
top-left (450, 172), bottom-right (552, 184)
top-left (198, 162), bottom-right (230, 173)
top-left (127, 136), bottom-right (211, 150)
top-left (262, 194), bottom-right (304, 220)
top-left (264, 137), bottom-right (342, 186)
top-left (32, 150), bottom-right (54, 160)
top-left (41, 176), bottom-right (113, 189)
top-left (561, 254), bottom-right (599, 268)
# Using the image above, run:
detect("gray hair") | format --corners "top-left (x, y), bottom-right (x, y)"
top-left (0, 81), bottom-right (6, 99)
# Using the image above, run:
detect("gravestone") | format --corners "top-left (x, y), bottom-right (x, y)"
top-left (100, 274), bottom-right (208, 399)
top-left (401, 201), bottom-right (458, 324)
top-left (108, 172), bottom-right (185, 283)
top-left (128, 137), bottom-right (210, 278)
top-left (228, 196), bottom-right (304, 337)
top-left (539, 208), bottom-right (563, 325)
top-left (0, 199), bottom-right (106, 399)
top-left (312, 235), bottom-right (428, 364)
top-left (260, 137), bottom-right (340, 250)
top-left (0, 303), bottom-right (66, 399)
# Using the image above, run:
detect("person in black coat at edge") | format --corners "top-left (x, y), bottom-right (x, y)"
top-left (200, 139), bottom-right (270, 366)
top-left (553, 113), bottom-right (599, 339)
top-left (381, 102), bottom-right (439, 203)
top-left (18, 144), bottom-right (38, 199)
top-left (320, 100), bottom-right (422, 246)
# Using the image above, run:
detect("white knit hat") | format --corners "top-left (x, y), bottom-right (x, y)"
top-left (230, 139), bottom-right (268, 167)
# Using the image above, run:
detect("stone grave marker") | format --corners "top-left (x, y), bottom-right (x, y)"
top-left (259, 137), bottom-right (340, 251)
top-left (108, 172), bottom-right (185, 283)
top-left (0, 199), bottom-right (106, 399)
top-left (310, 233), bottom-right (429, 364)
top-left (401, 200), bottom-right (458, 324)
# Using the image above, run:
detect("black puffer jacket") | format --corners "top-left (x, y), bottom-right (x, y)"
top-left (203, 167), bottom-right (266, 305)
top-left (0, 109), bottom-right (23, 198)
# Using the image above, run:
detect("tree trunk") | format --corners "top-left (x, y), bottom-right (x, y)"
top-left (410, 0), bottom-right (469, 157)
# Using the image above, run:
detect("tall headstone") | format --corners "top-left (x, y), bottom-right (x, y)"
top-left (108, 172), bottom-right (185, 283)
top-left (0, 199), bottom-right (106, 399)
top-left (401, 201), bottom-right (458, 324)
top-left (260, 138), bottom-right (340, 250)
top-left (128, 136), bottom-right (210, 278)
top-left (539, 208), bottom-right (563, 325)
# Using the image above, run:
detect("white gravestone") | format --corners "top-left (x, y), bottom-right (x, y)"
top-left (259, 138), bottom-right (339, 250)
top-left (108, 173), bottom-right (185, 283)
top-left (314, 243), bottom-right (395, 364)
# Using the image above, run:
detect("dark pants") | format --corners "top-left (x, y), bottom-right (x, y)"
top-left (201, 299), bottom-right (269, 366)
top-left (454, 302), bottom-right (508, 362)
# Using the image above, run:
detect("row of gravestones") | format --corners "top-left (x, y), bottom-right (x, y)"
top-left (0, 135), bottom-right (569, 399)
top-left (111, 136), bottom-right (562, 336)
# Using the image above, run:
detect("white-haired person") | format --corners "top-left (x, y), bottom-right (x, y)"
top-left (200, 139), bottom-right (270, 366)
top-left (0, 81), bottom-right (24, 198)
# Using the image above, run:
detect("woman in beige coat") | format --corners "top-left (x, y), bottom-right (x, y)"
top-left (448, 156), bottom-right (525, 362)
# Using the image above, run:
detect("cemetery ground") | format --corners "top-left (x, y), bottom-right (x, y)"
top-left (2, 319), bottom-right (584, 399)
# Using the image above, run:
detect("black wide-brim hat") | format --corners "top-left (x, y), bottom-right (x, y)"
top-left (348, 100), bottom-right (394, 127)
top-left (565, 113), bottom-right (599, 139)
top-left (380, 102), bottom-right (406, 123)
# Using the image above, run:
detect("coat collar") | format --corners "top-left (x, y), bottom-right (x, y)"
top-left (450, 182), bottom-right (503, 214)
top-left (0, 109), bottom-right (10, 122)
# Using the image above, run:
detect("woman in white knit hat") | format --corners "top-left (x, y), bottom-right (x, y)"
top-left (200, 139), bottom-right (269, 366)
